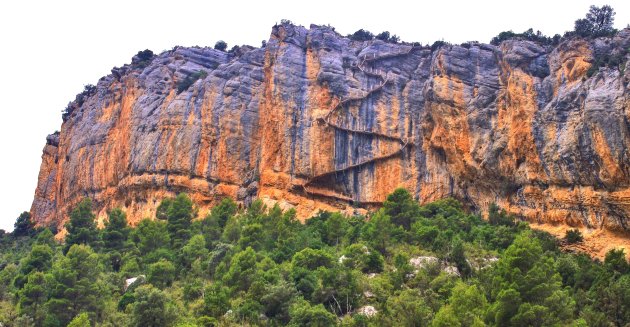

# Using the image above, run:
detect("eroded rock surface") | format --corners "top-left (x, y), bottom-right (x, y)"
top-left (31, 23), bottom-right (630, 233)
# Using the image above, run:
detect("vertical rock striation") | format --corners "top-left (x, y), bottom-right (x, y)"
top-left (31, 23), bottom-right (630, 234)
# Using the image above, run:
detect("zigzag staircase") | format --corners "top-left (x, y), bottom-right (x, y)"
top-left (301, 46), bottom-right (414, 204)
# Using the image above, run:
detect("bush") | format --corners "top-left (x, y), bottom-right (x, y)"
top-left (132, 49), bottom-right (154, 69)
top-left (6, 188), bottom-right (630, 326)
top-left (13, 212), bottom-right (34, 237)
top-left (136, 49), bottom-right (153, 61)
top-left (176, 70), bottom-right (208, 94)
top-left (228, 45), bottom-right (241, 54)
top-left (488, 203), bottom-right (515, 226)
top-left (604, 248), bottom-right (629, 274)
top-left (131, 285), bottom-right (177, 327)
top-left (67, 313), bottom-right (90, 327)
top-left (490, 28), bottom-right (560, 46)
top-left (375, 31), bottom-right (390, 41)
top-left (348, 29), bottom-right (374, 41)
top-left (586, 47), bottom-right (629, 78)
top-left (565, 229), bottom-right (584, 244)
top-left (288, 300), bottom-right (336, 326)
top-left (147, 259), bottom-right (176, 288)
top-left (586, 63), bottom-right (599, 77)
top-left (375, 31), bottom-right (401, 44)
top-left (197, 316), bottom-right (218, 327)
top-left (214, 40), bottom-right (227, 52)
top-left (118, 292), bottom-right (135, 311)
top-left (64, 198), bottom-right (99, 253)
top-left (431, 40), bottom-right (448, 52)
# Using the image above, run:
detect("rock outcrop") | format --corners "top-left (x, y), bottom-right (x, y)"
top-left (31, 23), bottom-right (630, 233)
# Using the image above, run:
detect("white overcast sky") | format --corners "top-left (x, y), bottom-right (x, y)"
top-left (0, 0), bottom-right (628, 231)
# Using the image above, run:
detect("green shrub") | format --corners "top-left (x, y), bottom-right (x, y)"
top-left (431, 40), bottom-right (448, 52)
top-left (12, 211), bottom-right (34, 237)
top-left (490, 28), bottom-right (560, 46)
top-left (375, 31), bottom-right (401, 43)
top-left (5, 188), bottom-right (630, 326)
top-left (228, 45), bottom-right (241, 54)
top-left (67, 313), bottom-right (90, 327)
top-left (586, 63), bottom-right (599, 77)
top-left (118, 292), bottom-right (135, 311)
top-left (586, 47), bottom-right (629, 78)
top-left (197, 316), bottom-right (218, 327)
top-left (488, 203), bottom-right (515, 226)
top-left (176, 70), bottom-right (208, 94)
top-left (214, 41), bottom-right (227, 52)
top-left (147, 259), bottom-right (176, 288)
top-left (132, 49), bottom-right (154, 69)
top-left (348, 29), bottom-right (374, 41)
top-left (565, 229), bottom-right (584, 244)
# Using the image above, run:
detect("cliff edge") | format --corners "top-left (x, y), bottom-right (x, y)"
top-left (31, 23), bottom-right (630, 236)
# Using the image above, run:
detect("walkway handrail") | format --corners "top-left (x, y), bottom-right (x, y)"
top-left (303, 46), bottom-right (414, 203)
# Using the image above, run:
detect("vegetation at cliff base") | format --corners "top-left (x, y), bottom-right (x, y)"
top-left (565, 229), bottom-right (584, 244)
top-left (1, 189), bottom-right (630, 326)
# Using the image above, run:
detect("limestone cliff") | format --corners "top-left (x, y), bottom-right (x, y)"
top-left (31, 23), bottom-right (630, 235)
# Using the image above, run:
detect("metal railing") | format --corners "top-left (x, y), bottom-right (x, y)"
top-left (301, 47), bottom-right (414, 203)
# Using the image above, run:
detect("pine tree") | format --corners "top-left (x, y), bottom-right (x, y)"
top-left (132, 219), bottom-right (171, 260)
top-left (361, 209), bottom-right (393, 254)
top-left (148, 259), bottom-right (176, 289)
top-left (203, 282), bottom-right (230, 318)
top-left (102, 208), bottom-right (129, 270)
top-left (155, 198), bottom-right (173, 220)
top-left (64, 198), bottom-right (99, 253)
top-left (13, 211), bottom-right (34, 237)
top-left (20, 244), bottom-right (53, 275)
top-left (574, 5), bottom-right (616, 37)
top-left (67, 313), bottom-right (91, 327)
top-left (207, 198), bottom-right (237, 228)
top-left (17, 272), bottom-right (48, 325)
top-left (450, 239), bottom-right (472, 277)
top-left (164, 194), bottom-right (194, 249)
top-left (46, 244), bottom-right (104, 326)
top-left (131, 285), bottom-right (176, 327)
top-left (383, 188), bottom-right (419, 230)
top-left (102, 207), bottom-right (129, 252)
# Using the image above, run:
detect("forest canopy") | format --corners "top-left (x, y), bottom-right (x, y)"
top-left (1, 190), bottom-right (629, 326)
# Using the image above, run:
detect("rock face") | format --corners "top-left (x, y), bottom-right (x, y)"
top-left (31, 23), bottom-right (630, 233)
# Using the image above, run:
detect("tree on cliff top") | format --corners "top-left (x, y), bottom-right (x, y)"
top-left (574, 5), bottom-right (616, 37)
top-left (131, 49), bottom-right (154, 69)
top-left (375, 31), bottom-right (401, 44)
top-left (348, 29), bottom-right (374, 41)
top-left (214, 40), bottom-right (228, 52)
